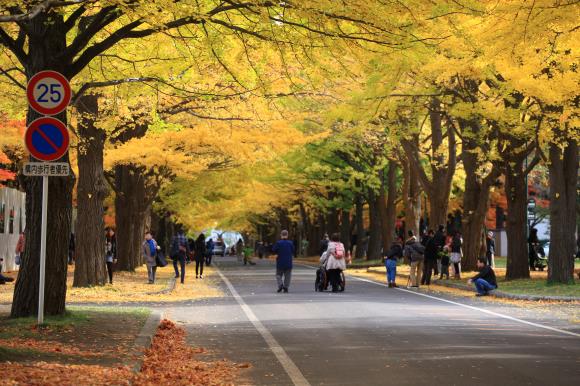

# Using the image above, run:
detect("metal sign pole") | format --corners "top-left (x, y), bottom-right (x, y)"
top-left (38, 175), bottom-right (48, 325)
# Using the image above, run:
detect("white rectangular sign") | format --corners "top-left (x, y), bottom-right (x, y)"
top-left (23, 162), bottom-right (70, 177)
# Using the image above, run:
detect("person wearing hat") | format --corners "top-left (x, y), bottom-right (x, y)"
top-left (486, 231), bottom-right (495, 268)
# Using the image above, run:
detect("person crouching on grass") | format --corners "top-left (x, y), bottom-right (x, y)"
top-left (468, 257), bottom-right (498, 297)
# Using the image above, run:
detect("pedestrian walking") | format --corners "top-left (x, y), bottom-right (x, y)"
top-left (15, 230), bottom-right (25, 266)
top-left (195, 233), bottom-right (206, 279)
top-left (404, 231), bottom-right (425, 288)
top-left (236, 238), bottom-right (244, 263)
top-left (422, 230), bottom-right (438, 285)
top-left (143, 231), bottom-right (158, 284)
top-left (468, 257), bottom-right (498, 296)
top-left (273, 230), bottom-right (295, 293)
top-left (450, 231), bottom-right (463, 279)
top-left (433, 225), bottom-right (446, 275)
top-left (486, 231), bottom-right (495, 268)
top-left (205, 238), bottom-right (214, 265)
top-left (439, 245), bottom-right (450, 279)
top-left (528, 228), bottom-right (540, 271)
top-left (105, 227), bottom-right (117, 284)
top-left (384, 237), bottom-right (403, 288)
top-left (68, 233), bottom-right (75, 265)
top-left (323, 233), bottom-right (347, 292)
top-left (170, 228), bottom-right (190, 284)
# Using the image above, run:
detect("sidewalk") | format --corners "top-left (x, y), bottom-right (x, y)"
top-left (362, 265), bottom-right (580, 302)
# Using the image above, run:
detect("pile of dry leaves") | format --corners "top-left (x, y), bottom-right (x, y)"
top-left (3, 319), bottom-right (249, 386)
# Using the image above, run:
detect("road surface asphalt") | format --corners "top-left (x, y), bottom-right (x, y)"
top-left (165, 257), bottom-right (580, 386)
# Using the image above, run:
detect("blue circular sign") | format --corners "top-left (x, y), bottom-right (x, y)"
top-left (24, 117), bottom-right (70, 161)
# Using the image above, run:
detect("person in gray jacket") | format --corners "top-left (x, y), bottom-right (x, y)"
top-left (404, 231), bottom-right (425, 288)
top-left (143, 231), bottom-right (159, 284)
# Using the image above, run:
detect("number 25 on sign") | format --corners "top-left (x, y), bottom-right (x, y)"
top-left (26, 70), bottom-right (72, 116)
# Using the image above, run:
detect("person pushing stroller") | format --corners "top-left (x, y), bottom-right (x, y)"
top-left (319, 233), bottom-right (348, 292)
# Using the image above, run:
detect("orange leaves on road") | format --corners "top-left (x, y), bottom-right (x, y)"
top-left (3, 318), bottom-right (250, 385)
top-left (134, 319), bottom-right (249, 386)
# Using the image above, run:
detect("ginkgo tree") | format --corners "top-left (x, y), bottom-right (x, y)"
top-left (0, 0), bottom-right (425, 317)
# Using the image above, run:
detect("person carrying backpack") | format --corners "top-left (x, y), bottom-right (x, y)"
top-left (170, 227), bottom-right (190, 284)
top-left (384, 237), bottom-right (404, 288)
top-left (404, 231), bottom-right (425, 288)
top-left (143, 231), bottom-right (158, 284)
top-left (324, 233), bottom-right (348, 292)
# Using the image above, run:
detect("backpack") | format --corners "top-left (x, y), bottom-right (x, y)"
top-left (334, 243), bottom-right (345, 259)
top-left (410, 243), bottom-right (425, 262)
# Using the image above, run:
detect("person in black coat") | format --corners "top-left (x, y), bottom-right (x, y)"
top-left (421, 230), bottom-right (438, 285)
top-left (194, 234), bottom-right (206, 279)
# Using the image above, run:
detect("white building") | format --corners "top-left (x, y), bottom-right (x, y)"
top-left (0, 187), bottom-right (25, 272)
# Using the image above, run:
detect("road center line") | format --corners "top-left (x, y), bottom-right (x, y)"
top-left (216, 267), bottom-right (311, 386)
top-left (348, 275), bottom-right (580, 338)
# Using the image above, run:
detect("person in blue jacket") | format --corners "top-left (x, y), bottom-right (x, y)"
top-left (273, 230), bottom-right (295, 293)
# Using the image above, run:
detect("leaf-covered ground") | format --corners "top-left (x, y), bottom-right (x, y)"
top-left (0, 264), bottom-right (222, 305)
top-left (1, 312), bottom-right (249, 386)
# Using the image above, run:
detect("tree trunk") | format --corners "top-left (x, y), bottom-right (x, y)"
top-left (340, 209), bottom-right (351, 252)
top-left (114, 165), bottom-right (149, 271)
top-left (401, 101), bottom-right (457, 231)
top-left (73, 94), bottom-right (108, 287)
top-left (326, 206), bottom-right (339, 235)
top-left (402, 158), bottom-right (421, 238)
top-left (548, 138), bottom-right (578, 284)
top-left (384, 162), bottom-right (398, 246)
top-left (504, 158), bottom-right (530, 280)
top-left (11, 14), bottom-right (74, 318)
top-left (367, 189), bottom-right (382, 260)
top-left (462, 150), bottom-right (497, 272)
top-left (355, 195), bottom-right (366, 259)
top-left (378, 170), bottom-right (390, 253)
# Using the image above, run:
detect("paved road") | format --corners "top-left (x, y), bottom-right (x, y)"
top-left (167, 258), bottom-right (580, 386)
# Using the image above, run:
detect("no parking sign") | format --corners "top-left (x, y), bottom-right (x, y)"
top-left (24, 117), bottom-right (70, 162)
top-left (24, 70), bottom-right (72, 326)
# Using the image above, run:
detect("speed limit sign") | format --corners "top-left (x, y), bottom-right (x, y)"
top-left (27, 71), bottom-right (72, 115)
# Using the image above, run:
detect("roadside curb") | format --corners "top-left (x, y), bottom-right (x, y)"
top-left (365, 267), bottom-right (580, 303)
top-left (129, 309), bottom-right (164, 373)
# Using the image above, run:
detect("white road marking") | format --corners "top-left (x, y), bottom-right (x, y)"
top-left (348, 275), bottom-right (580, 338)
top-left (216, 268), bottom-right (311, 386)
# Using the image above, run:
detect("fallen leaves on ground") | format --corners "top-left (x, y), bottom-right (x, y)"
top-left (134, 319), bottom-right (249, 386)
top-left (3, 318), bottom-right (250, 385)
top-left (0, 265), bottom-right (223, 305)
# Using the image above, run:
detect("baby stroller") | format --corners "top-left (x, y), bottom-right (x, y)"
top-left (315, 252), bottom-right (346, 292)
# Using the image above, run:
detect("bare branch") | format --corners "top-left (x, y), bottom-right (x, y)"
top-left (0, 0), bottom-right (87, 22)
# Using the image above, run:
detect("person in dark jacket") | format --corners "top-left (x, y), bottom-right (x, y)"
top-left (468, 257), bottom-right (498, 296)
top-left (486, 231), bottom-right (496, 268)
top-left (421, 230), bottom-right (438, 285)
top-left (170, 228), bottom-right (190, 284)
top-left (528, 228), bottom-right (540, 271)
top-left (384, 237), bottom-right (403, 288)
top-left (194, 233), bottom-right (206, 279)
top-left (205, 238), bottom-right (214, 265)
top-left (433, 225), bottom-right (446, 275)
top-left (105, 227), bottom-right (117, 284)
top-left (404, 231), bottom-right (425, 288)
top-left (273, 230), bottom-right (295, 293)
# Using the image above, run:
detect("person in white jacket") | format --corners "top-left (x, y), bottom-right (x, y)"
top-left (320, 233), bottom-right (348, 292)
